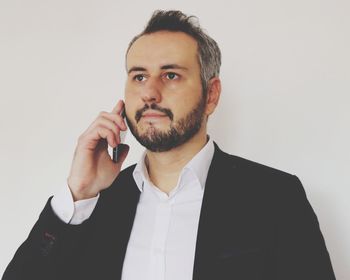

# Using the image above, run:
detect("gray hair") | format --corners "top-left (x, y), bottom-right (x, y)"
top-left (126, 10), bottom-right (221, 96)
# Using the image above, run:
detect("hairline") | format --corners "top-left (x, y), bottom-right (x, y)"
top-left (125, 31), bottom-right (201, 70)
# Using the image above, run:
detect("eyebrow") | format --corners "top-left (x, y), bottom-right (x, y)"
top-left (127, 64), bottom-right (188, 74)
top-left (127, 66), bottom-right (146, 74)
top-left (161, 64), bottom-right (188, 71)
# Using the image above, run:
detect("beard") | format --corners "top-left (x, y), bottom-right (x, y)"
top-left (125, 97), bottom-right (206, 152)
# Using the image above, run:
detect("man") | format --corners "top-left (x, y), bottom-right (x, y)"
top-left (3, 10), bottom-right (336, 280)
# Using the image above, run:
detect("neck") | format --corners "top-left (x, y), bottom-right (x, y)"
top-left (145, 128), bottom-right (208, 195)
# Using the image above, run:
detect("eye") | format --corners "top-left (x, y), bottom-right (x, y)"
top-left (133, 74), bottom-right (147, 82)
top-left (165, 72), bottom-right (179, 80)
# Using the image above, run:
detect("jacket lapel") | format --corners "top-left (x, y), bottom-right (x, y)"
top-left (192, 142), bottom-right (239, 280)
top-left (84, 165), bottom-right (141, 280)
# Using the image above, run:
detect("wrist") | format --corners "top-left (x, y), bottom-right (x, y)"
top-left (67, 178), bottom-right (98, 202)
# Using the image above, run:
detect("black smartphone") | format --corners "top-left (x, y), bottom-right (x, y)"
top-left (112, 108), bottom-right (127, 163)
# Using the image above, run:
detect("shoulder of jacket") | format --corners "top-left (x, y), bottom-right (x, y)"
top-left (214, 145), bottom-right (297, 182)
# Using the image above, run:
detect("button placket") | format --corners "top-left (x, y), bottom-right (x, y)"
top-left (149, 197), bottom-right (173, 280)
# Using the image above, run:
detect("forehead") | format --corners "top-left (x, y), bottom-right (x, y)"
top-left (126, 31), bottom-right (199, 71)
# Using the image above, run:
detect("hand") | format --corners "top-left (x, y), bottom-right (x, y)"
top-left (67, 100), bottom-right (129, 201)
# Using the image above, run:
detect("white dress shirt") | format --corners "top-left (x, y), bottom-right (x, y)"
top-left (51, 139), bottom-right (214, 280)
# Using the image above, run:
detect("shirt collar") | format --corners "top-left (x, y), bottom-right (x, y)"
top-left (132, 137), bottom-right (215, 192)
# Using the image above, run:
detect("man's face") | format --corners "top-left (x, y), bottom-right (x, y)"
top-left (124, 31), bottom-right (206, 152)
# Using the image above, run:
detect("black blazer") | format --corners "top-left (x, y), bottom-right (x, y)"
top-left (3, 143), bottom-right (336, 280)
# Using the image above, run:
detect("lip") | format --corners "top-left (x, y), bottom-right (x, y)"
top-left (141, 111), bottom-right (168, 118)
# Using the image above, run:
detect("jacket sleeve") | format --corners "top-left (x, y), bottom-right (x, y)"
top-left (274, 175), bottom-right (336, 280)
top-left (2, 197), bottom-right (90, 280)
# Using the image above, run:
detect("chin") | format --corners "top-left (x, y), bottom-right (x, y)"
top-left (139, 123), bottom-right (170, 134)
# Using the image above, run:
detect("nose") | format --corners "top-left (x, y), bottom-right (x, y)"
top-left (140, 77), bottom-right (162, 104)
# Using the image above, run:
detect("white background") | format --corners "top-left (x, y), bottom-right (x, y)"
top-left (0, 0), bottom-right (349, 278)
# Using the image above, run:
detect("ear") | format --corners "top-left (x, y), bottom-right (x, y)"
top-left (205, 77), bottom-right (221, 116)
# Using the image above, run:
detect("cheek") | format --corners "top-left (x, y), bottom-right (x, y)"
top-left (124, 79), bottom-right (143, 98)
top-left (124, 82), bottom-right (136, 99)
top-left (175, 87), bottom-right (202, 108)
top-left (170, 100), bottom-right (199, 123)
top-left (124, 86), bottom-right (142, 114)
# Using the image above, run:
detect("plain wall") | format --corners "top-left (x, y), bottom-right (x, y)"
top-left (0, 0), bottom-right (349, 278)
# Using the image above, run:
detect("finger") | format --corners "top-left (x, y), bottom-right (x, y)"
top-left (96, 117), bottom-right (121, 144)
top-left (87, 113), bottom-right (126, 144)
top-left (84, 126), bottom-right (117, 148)
top-left (111, 99), bottom-right (125, 115)
top-left (97, 127), bottom-right (118, 148)
top-left (84, 116), bottom-right (119, 142)
top-left (98, 111), bottom-right (127, 130)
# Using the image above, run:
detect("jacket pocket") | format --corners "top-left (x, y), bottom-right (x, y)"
top-left (214, 248), bottom-right (266, 280)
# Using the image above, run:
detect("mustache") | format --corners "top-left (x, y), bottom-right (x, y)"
top-left (135, 103), bottom-right (174, 122)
